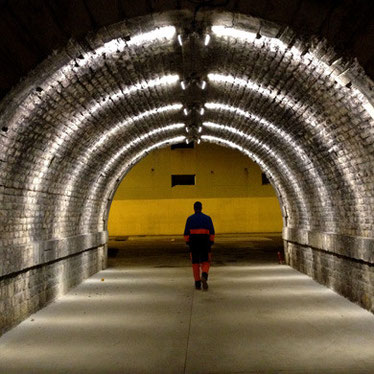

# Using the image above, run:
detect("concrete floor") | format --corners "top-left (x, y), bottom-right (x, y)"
top-left (1, 234), bottom-right (374, 374)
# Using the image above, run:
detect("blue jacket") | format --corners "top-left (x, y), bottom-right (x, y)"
top-left (184, 212), bottom-right (215, 247)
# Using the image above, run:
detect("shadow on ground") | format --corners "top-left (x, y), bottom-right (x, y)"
top-left (108, 233), bottom-right (284, 268)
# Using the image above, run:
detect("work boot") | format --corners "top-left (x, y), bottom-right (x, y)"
top-left (195, 280), bottom-right (201, 290)
top-left (201, 272), bottom-right (208, 290)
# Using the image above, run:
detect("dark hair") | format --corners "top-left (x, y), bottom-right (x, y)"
top-left (194, 201), bottom-right (202, 211)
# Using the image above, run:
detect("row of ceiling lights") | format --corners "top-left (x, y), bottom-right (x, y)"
top-left (177, 32), bottom-right (211, 144)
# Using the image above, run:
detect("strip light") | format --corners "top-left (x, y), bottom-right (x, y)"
top-left (204, 102), bottom-right (299, 150)
top-left (119, 74), bottom-right (180, 96)
top-left (177, 34), bottom-right (183, 46)
top-left (126, 26), bottom-right (176, 46)
top-left (92, 103), bottom-right (182, 149)
top-left (127, 136), bottom-right (186, 166)
top-left (212, 26), bottom-right (257, 43)
top-left (208, 73), bottom-right (277, 102)
top-left (211, 25), bottom-right (301, 57)
top-left (101, 123), bottom-right (185, 175)
top-left (363, 102), bottom-right (374, 120)
top-left (202, 135), bottom-right (255, 161)
top-left (203, 121), bottom-right (273, 155)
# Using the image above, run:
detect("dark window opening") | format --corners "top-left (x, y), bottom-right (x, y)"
top-left (171, 174), bottom-right (195, 187)
top-left (262, 173), bottom-right (270, 185)
top-left (171, 142), bottom-right (194, 149)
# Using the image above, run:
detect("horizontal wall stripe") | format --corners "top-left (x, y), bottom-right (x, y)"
top-left (0, 231), bottom-right (108, 278)
top-left (283, 227), bottom-right (374, 264)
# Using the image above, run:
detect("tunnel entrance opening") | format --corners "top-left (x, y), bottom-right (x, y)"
top-left (105, 140), bottom-right (285, 270)
top-left (106, 142), bottom-right (283, 238)
top-left (1, 8), bottom-right (374, 337)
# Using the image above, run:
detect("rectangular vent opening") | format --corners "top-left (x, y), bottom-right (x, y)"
top-left (171, 174), bottom-right (195, 187)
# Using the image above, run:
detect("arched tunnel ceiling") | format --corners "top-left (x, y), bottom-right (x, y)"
top-left (0, 0), bottom-right (373, 100)
top-left (0, 8), bottom-right (374, 272)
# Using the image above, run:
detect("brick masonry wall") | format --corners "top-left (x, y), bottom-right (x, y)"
top-left (0, 244), bottom-right (107, 336)
top-left (285, 241), bottom-right (374, 313)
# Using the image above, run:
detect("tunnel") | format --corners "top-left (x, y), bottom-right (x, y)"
top-left (0, 1), bottom-right (374, 372)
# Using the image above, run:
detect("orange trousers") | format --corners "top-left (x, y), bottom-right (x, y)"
top-left (191, 253), bottom-right (211, 281)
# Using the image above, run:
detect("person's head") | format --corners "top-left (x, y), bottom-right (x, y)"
top-left (194, 201), bottom-right (202, 213)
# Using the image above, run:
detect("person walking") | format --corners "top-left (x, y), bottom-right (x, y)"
top-left (184, 201), bottom-right (215, 290)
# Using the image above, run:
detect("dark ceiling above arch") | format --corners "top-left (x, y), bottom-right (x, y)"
top-left (0, 0), bottom-right (373, 100)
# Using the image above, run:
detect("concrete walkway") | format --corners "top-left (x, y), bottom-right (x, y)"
top-left (1, 234), bottom-right (374, 374)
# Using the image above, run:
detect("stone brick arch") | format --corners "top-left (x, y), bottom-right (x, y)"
top-left (1, 9), bottom-right (373, 334)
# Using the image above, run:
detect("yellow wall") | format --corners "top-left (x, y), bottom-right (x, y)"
top-left (108, 143), bottom-right (283, 236)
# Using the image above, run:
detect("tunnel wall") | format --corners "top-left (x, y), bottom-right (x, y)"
top-left (0, 233), bottom-right (107, 335)
top-left (283, 229), bottom-right (374, 312)
top-left (0, 9), bottom-right (374, 334)
top-left (110, 197), bottom-right (281, 236)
